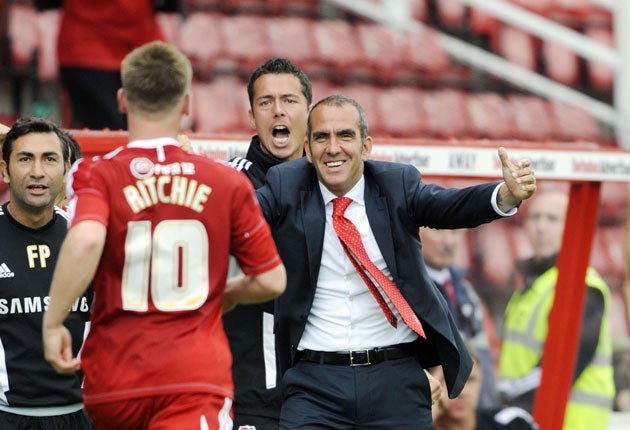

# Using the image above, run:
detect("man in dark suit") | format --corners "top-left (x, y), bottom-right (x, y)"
top-left (256, 94), bottom-right (537, 428)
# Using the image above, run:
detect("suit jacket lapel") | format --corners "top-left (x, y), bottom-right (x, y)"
top-left (301, 186), bottom-right (326, 292)
top-left (364, 178), bottom-right (399, 280)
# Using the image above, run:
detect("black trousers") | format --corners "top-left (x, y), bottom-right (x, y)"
top-left (0, 409), bottom-right (93, 430)
top-left (59, 66), bottom-right (127, 131)
top-left (279, 355), bottom-right (433, 429)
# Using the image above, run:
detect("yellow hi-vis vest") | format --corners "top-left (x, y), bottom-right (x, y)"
top-left (500, 266), bottom-right (614, 430)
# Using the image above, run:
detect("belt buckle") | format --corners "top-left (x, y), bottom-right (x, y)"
top-left (349, 349), bottom-right (371, 366)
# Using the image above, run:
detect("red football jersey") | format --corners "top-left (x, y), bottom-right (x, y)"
top-left (67, 138), bottom-right (282, 405)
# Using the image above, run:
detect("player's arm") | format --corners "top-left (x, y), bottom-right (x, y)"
top-left (43, 220), bottom-right (106, 373)
top-left (223, 263), bottom-right (286, 313)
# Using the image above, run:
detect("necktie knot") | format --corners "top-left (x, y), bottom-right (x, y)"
top-left (333, 197), bottom-right (352, 218)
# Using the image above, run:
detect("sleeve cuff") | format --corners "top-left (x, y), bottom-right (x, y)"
top-left (491, 182), bottom-right (518, 217)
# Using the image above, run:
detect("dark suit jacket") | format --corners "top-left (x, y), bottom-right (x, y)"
top-left (256, 158), bottom-right (506, 398)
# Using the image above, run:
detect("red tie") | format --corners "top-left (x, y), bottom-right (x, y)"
top-left (332, 197), bottom-right (426, 338)
top-left (443, 278), bottom-right (458, 307)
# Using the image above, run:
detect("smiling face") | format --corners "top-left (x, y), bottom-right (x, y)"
top-left (305, 102), bottom-right (372, 197)
top-left (0, 132), bottom-right (67, 227)
top-left (249, 73), bottom-right (310, 161)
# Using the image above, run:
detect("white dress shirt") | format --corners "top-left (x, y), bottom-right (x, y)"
top-left (298, 179), bottom-right (514, 353)
top-left (298, 177), bottom-right (418, 352)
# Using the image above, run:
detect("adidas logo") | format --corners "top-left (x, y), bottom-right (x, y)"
top-left (0, 263), bottom-right (15, 278)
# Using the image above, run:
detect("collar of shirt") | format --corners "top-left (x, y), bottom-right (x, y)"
top-left (318, 176), bottom-right (366, 208)
top-left (426, 265), bottom-right (451, 286)
top-left (127, 137), bottom-right (179, 148)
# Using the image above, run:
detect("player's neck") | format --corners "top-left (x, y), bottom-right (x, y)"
top-left (7, 201), bottom-right (54, 229)
top-left (126, 116), bottom-right (181, 143)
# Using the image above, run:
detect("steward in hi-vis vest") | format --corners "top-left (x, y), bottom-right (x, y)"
top-left (499, 263), bottom-right (614, 430)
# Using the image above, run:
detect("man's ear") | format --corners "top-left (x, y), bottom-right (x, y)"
top-left (181, 92), bottom-right (191, 116)
top-left (0, 160), bottom-right (9, 184)
top-left (362, 136), bottom-right (373, 161)
top-left (117, 88), bottom-right (127, 114)
top-left (248, 109), bottom-right (256, 130)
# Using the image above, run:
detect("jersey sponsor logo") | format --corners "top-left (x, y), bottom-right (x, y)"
top-left (0, 295), bottom-right (90, 315)
top-left (129, 157), bottom-right (196, 180)
top-left (0, 263), bottom-right (15, 278)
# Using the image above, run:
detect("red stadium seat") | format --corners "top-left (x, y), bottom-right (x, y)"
top-left (508, 95), bottom-right (555, 141)
top-left (264, 16), bottom-right (315, 71)
top-left (542, 40), bottom-right (579, 86)
top-left (376, 86), bottom-right (426, 137)
top-left (409, 0), bottom-right (428, 22)
top-left (584, 26), bottom-right (613, 91)
top-left (398, 27), bottom-right (452, 82)
top-left (180, 12), bottom-right (231, 79)
top-left (466, 93), bottom-right (518, 140)
top-left (192, 77), bottom-right (248, 134)
top-left (311, 19), bottom-right (363, 80)
top-left (436, 0), bottom-right (466, 28)
top-left (497, 25), bottom-right (537, 71)
top-left (548, 100), bottom-right (602, 143)
top-left (221, 14), bottom-right (271, 75)
top-left (420, 89), bottom-right (470, 138)
top-left (355, 22), bottom-right (405, 84)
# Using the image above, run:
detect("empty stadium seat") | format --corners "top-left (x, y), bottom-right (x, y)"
top-left (398, 27), bottom-right (452, 81)
top-left (542, 40), bottom-right (580, 86)
top-left (221, 14), bottom-right (271, 75)
top-left (420, 89), bottom-right (470, 138)
top-left (192, 77), bottom-right (249, 134)
top-left (497, 25), bottom-right (537, 71)
top-left (311, 19), bottom-right (364, 80)
top-left (264, 16), bottom-right (315, 71)
top-left (509, 95), bottom-right (555, 141)
top-left (180, 12), bottom-right (231, 79)
top-left (548, 100), bottom-right (602, 143)
top-left (466, 93), bottom-right (518, 140)
top-left (375, 86), bottom-right (426, 137)
top-left (585, 26), bottom-right (613, 91)
top-left (354, 22), bottom-right (405, 84)
top-left (436, 0), bottom-right (466, 29)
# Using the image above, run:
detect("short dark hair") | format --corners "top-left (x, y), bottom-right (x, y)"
top-left (2, 117), bottom-right (71, 166)
top-left (307, 94), bottom-right (369, 142)
top-left (247, 58), bottom-right (312, 108)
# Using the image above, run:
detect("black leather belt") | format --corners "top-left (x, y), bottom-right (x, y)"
top-left (297, 343), bottom-right (415, 367)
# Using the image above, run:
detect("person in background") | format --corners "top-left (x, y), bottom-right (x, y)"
top-left (0, 117), bottom-right (93, 429)
top-left (420, 226), bottom-right (499, 408)
top-left (256, 94), bottom-right (536, 428)
top-left (34, 0), bottom-right (184, 130)
top-left (431, 343), bottom-right (538, 430)
top-left (42, 41), bottom-right (286, 429)
top-left (225, 57), bottom-right (311, 429)
top-left (498, 189), bottom-right (614, 430)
